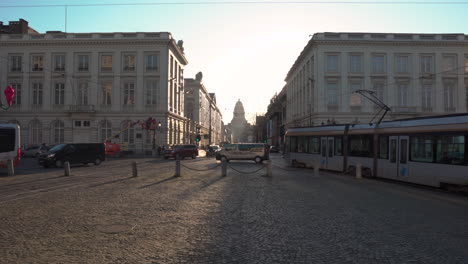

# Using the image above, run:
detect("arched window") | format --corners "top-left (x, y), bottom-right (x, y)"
top-left (29, 120), bottom-right (42, 145)
top-left (121, 120), bottom-right (134, 144)
top-left (51, 120), bottom-right (65, 144)
top-left (99, 120), bottom-right (112, 142)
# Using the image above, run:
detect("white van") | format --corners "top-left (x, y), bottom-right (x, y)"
top-left (0, 123), bottom-right (21, 169)
top-left (216, 143), bottom-right (269, 163)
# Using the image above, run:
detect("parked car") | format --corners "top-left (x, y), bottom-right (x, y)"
top-left (207, 145), bottom-right (220, 157)
top-left (216, 143), bottom-right (269, 163)
top-left (22, 145), bottom-right (49, 157)
top-left (38, 143), bottom-right (105, 168)
top-left (269, 146), bottom-right (280, 153)
top-left (163, 144), bottom-right (198, 160)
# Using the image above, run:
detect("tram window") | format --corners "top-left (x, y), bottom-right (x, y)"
top-left (400, 139), bottom-right (408, 164)
top-left (321, 140), bottom-right (326, 157)
top-left (308, 137), bottom-right (320, 154)
top-left (436, 135), bottom-right (465, 165)
top-left (348, 135), bottom-right (373, 157)
top-left (290, 137), bottom-right (297, 152)
top-left (410, 136), bottom-right (435, 163)
top-left (379, 136), bottom-right (388, 159)
top-left (390, 139), bottom-right (397, 163)
top-left (335, 137), bottom-right (343, 156)
top-left (328, 139), bottom-right (333, 157)
top-left (297, 136), bottom-right (307, 153)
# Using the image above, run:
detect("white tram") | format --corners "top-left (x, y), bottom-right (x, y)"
top-left (285, 114), bottom-right (468, 189)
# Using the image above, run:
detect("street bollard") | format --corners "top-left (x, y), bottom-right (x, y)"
top-left (175, 160), bottom-right (181, 177)
top-left (64, 161), bottom-right (71, 176)
top-left (266, 160), bottom-right (272, 177)
top-left (7, 159), bottom-right (14, 176)
top-left (314, 162), bottom-right (320, 177)
top-left (132, 161), bottom-right (138, 177)
top-left (356, 163), bottom-right (362, 179)
top-left (221, 161), bottom-right (227, 177)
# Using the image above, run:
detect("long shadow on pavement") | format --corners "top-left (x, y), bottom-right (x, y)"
top-left (88, 176), bottom-right (134, 188)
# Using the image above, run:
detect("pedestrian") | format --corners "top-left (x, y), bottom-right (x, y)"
top-left (157, 146), bottom-right (162, 156)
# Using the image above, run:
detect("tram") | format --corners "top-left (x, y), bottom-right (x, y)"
top-left (285, 114), bottom-right (468, 190)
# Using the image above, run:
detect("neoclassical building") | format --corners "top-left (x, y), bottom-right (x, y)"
top-left (0, 19), bottom-right (188, 153)
top-left (230, 99), bottom-right (248, 143)
top-left (184, 73), bottom-right (223, 146)
top-left (284, 32), bottom-right (468, 128)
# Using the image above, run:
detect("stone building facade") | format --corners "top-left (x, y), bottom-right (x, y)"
top-left (285, 32), bottom-right (468, 128)
top-left (184, 74), bottom-right (223, 147)
top-left (0, 22), bottom-right (188, 153)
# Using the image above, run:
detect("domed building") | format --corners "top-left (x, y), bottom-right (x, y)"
top-left (230, 99), bottom-right (248, 143)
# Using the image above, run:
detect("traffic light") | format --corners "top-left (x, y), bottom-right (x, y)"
top-left (196, 135), bottom-right (201, 142)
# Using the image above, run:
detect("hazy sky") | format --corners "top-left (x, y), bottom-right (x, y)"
top-left (1, 0), bottom-right (467, 123)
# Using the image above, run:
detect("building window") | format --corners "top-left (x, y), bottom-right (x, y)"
top-left (100, 120), bottom-right (112, 142)
top-left (326, 81), bottom-right (338, 106)
top-left (371, 55), bottom-right (385, 73)
top-left (32, 55), bottom-right (44, 72)
top-left (77, 81), bottom-right (88, 105)
top-left (465, 56), bottom-right (468, 74)
top-left (121, 120), bottom-right (135, 144)
top-left (350, 81), bottom-right (363, 107)
top-left (32, 82), bottom-right (43, 105)
top-left (123, 81), bottom-right (135, 105)
top-left (83, 121), bottom-right (91, 127)
top-left (420, 55), bottom-right (434, 74)
top-left (74, 121), bottom-right (82, 127)
top-left (373, 81), bottom-right (385, 103)
top-left (145, 79), bottom-right (158, 105)
top-left (11, 82), bottom-right (21, 105)
top-left (421, 83), bottom-right (432, 111)
top-left (29, 120), bottom-right (42, 145)
top-left (466, 82), bottom-right (468, 110)
top-left (410, 136), bottom-right (434, 163)
top-left (52, 120), bottom-right (65, 144)
top-left (77, 55), bottom-right (89, 71)
top-left (395, 55), bottom-right (409, 74)
top-left (54, 82), bottom-right (65, 105)
top-left (9, 55), bottom-right (22, 72)
top-left (442, 55), bottom-right (457, 73)
top-left (123, 54), bottom-right (135, 71)
top-left (101, 81), bottom-right (112, 105)
top-left (146, 54), bottom-right (158, 71)
top-left (444, 81), bottom-right (456, 111)
top-left (349, 54), bottom-right (362, 73)
top-left (436, 136), bottom-right (465, 165)
top-left (397, 82), bottom-right (409, 107)
top-left (101, 55), bottom-right (113, 71)
top-left (54, 54), bottom-right (66, 71)
top-left (326, 54), bottom-right (339, 72)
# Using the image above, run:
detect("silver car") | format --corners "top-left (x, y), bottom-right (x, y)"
top-left (22, 146), bottom-right (49, 157)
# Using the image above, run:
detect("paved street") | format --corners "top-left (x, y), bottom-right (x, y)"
top-left (1, 154), bottom-right (468, 263)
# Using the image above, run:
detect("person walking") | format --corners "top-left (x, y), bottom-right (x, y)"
top-left (157, 146), bottom-right (162, 156)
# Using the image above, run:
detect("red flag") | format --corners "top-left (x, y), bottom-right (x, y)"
top-left (4, 86), bottom-right (15, 106)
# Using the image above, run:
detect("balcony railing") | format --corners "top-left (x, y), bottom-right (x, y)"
top-left (67, 105), bottom-right (95, 113)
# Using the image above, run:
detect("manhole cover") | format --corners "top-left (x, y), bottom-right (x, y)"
top-left (98, 224), bottom-right (132, 234)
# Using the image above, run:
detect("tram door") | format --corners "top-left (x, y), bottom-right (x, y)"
top-left (320, 137), bottom-right (334, 169)
top-left (388, 136), bottom-right (409, 179)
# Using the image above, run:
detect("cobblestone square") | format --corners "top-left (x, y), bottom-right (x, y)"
top-left (1, 155), bottom-right (468, 263)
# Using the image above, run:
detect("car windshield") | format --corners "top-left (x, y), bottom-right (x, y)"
top-left (48, 144), bottom-right (66, 153)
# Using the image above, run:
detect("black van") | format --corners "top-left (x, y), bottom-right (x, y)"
top-left (38, 143), bottom-right (105, 168)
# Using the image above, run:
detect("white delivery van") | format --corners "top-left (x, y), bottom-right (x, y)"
top-left (216, 143), bottom-right (269, 163)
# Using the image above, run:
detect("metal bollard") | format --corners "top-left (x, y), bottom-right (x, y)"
top-left (7, 159), bottom-right (14, 176)
top-left (266, 160), bottom-right (272, 177)
top-left (221, 161), bottom-right (227, 177)
top-left (175, 160), bottom-right (181, 177)
top-left (64, 161), bottom-right (71, 176)
top-left (132, 161), bottom-right (138, 177)
top-left (356, 163), bottom-right (362, 179)
top-left (314, 162), bottom-right (320, 176)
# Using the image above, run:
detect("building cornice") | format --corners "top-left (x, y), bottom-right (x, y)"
top-left (0, 39), bottom-right (172, 47)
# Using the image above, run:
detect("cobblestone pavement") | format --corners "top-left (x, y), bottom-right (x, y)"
top-left (1, 154), bottom-right (468, 263)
